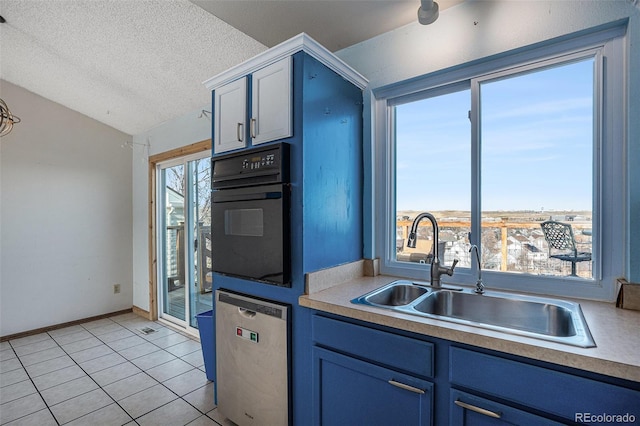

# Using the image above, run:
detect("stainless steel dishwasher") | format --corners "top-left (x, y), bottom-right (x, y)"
top-left (215, 290), bottom-right (290, 426)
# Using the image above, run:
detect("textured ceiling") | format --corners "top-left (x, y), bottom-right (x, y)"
top-left (0, 0), bottom-right (267, 135)
top-left (0, 0), bottom-right (461, 136)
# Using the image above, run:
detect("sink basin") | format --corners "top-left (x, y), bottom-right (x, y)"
top-left (351, 280), bottom-right (595, 348)
top-left (414, 290), bottom-right (577, 337)
top-left (360, 284), bottom-right (428, 306)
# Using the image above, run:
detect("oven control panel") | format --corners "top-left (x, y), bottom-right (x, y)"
top-left (212, 143), bottom-right (290, 189)
top-left (242, 152), bottom-right (276, 170)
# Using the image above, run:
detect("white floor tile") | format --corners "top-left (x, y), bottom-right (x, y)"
top-left (118, 383), bottom-right (177, 419)
top-left (0, 378), bottom-right (37, 404)
top-left (1, 367), bottom-right (29, 387)
top-left (65, 402), bottom-right (133, 426)
top-left (90, 361), bottom-right (141, 387)
top-left (146, 358), bottom-right (194, 382)
top-left (12, 338), bottom-right (58, 357)
top-left (40, 375), bottom-right (99, 406)
top-left (162, 368), bottom-right (209, 397)
top-left (0, 393), bottom-right (47, 424)
top-left (182, 382), bottom-right (216, 414)
top-left (136, 398), bottom-right (201, 426)
top-left (24, 355), bottom-right (75, 377)
top-left (102, 372), bottom-right (158, 401)
top-left (68, 343), bottom-right (115, 364)
top-left (3, 408), bottom-right (57, 426)
top-left (130, 349), bottom-right (177, 371)
top-left (49, 388), bottom-right (113, 425)
top-left (78, 352), bottom-right (127, 374)
top-left (32, 364), bottom-right (87, 391)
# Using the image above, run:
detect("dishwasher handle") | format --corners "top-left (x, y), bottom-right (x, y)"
top-left (217, 291), bottom-right (288, 321)
top-left (238, 307), bottom-right (256, 318)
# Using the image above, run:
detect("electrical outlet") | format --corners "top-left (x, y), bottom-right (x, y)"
top-left (113, 284), bottom-right (121, 294)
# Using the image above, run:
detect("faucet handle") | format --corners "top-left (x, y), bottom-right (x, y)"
top-left (441, 259), bottom-right (458, 276)
top-left (449, 258), bottom-right (459, 272)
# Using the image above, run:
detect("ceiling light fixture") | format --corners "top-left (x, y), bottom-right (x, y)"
top-left (418, 0), bottom-right (439, 25)
top-left (0, 98), bottom-right (21, 138)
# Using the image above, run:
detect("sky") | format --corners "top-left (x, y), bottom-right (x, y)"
top-left (395, 57), bottom-right (594, 213)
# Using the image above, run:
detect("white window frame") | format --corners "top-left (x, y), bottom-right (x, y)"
top-left (372, 25), bottom-right (626, 301)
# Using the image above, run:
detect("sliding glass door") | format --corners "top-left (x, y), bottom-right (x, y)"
top-left (157, 152), bottom-right (212, 332)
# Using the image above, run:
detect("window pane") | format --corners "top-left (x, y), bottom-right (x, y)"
top-left (479, 59), bottom-right (594, 278)
top-left (395, 89), bottom-right (471, 267)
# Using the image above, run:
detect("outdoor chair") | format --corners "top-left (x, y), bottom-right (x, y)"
top-left (540, 220), bottom-right (592, 276)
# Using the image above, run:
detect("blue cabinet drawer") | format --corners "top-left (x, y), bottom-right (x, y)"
top-left (312, 315), bottom-right (434, 378)
top-left (450, 347), bottom-right (640, 421)
top-left (450, 389), bottom-right (564, 425)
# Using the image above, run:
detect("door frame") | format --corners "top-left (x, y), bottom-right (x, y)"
top-left (148, 140), bottom-right (211, 322)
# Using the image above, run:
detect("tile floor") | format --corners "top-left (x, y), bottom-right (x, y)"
top-left (0, 312), bottom-right (229, 425)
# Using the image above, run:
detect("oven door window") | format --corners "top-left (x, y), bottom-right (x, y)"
top-left (225, 208), bottom-right (264, 237)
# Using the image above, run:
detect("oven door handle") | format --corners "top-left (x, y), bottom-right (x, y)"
top-left (213, 191), bottom-right (283, 203)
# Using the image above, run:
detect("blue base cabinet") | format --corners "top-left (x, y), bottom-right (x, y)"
top-left (313, 347), bottom-right (433, 426)
top-left (311, 312), bottom-right (640, 425)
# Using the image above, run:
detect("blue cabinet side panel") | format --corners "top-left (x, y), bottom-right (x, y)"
top-left (300, 53), bottom-right (363, 273)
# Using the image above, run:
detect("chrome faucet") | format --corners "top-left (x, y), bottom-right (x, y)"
top-left (469, 244), bottom-right (484, 294)
top-left (407, 212), bottom-right (458, 287)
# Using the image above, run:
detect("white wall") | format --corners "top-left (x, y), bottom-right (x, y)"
top-left (336, 0), bottom-right (640, 281)
top-left (131, 108), bottom-right (211, 312)
top-left (0, 80), bottom-right (133, 336)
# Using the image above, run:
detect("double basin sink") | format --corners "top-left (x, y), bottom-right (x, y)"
top-left (351, 280), bottom-right (595, 348)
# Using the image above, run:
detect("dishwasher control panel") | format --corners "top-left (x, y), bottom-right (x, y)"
top-left (236, 326), bottom-right (258, 343)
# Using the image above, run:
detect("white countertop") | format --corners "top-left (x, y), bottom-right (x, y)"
top-left (299, 265), bottom-right (640, 383)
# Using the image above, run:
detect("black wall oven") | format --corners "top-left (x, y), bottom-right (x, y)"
top-left (211, 143), bottom-right (291, 286)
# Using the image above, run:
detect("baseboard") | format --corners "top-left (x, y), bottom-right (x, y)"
top-left (132, 305), bottom-right (152, 320)
top-left (0, 308), bottom-right (134, 342)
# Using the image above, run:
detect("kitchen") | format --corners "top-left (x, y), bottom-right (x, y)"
top-left (2, 1), bottom-right (640, 425)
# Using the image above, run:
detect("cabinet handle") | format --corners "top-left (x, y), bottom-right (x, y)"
top-left (454, 400), bottom-right (502, 419)
top-left (387, 380), bottom-right (425, 394)
top-left (237, 123), bottom-right (243, 142)
top-left (250, 118), bottom-right (257, 139)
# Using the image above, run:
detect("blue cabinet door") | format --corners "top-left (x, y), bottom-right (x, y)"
top-left (313, 346), bottom-right (433, 426)
top-left (450, 390), bottom-right (565, 426)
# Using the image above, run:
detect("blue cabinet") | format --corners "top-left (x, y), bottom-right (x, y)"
top-left (449, 346), bottom-right (640, 423)
top-left (311, 313), bottom-right (640, 425)
top-left (312, 315), bottom-right (434, 425)
top-left (313, 347), bottom-right (433, 426)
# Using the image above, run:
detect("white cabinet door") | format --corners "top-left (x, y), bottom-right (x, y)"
top-left (214, 77), bottom-right (247, 153)
top-left (251, 56), bottom-right (292, 145)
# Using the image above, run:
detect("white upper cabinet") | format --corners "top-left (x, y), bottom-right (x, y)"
top-left (251, 56), bottom-right (292, 145)
top-left (214, 77), bottom-right (247, 153)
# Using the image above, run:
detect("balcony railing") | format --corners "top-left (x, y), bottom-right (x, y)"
top-left (396, 218), bottom-right (592, 278)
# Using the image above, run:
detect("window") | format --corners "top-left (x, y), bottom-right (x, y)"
top-left (374, 27), bottom-right (625, 300)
